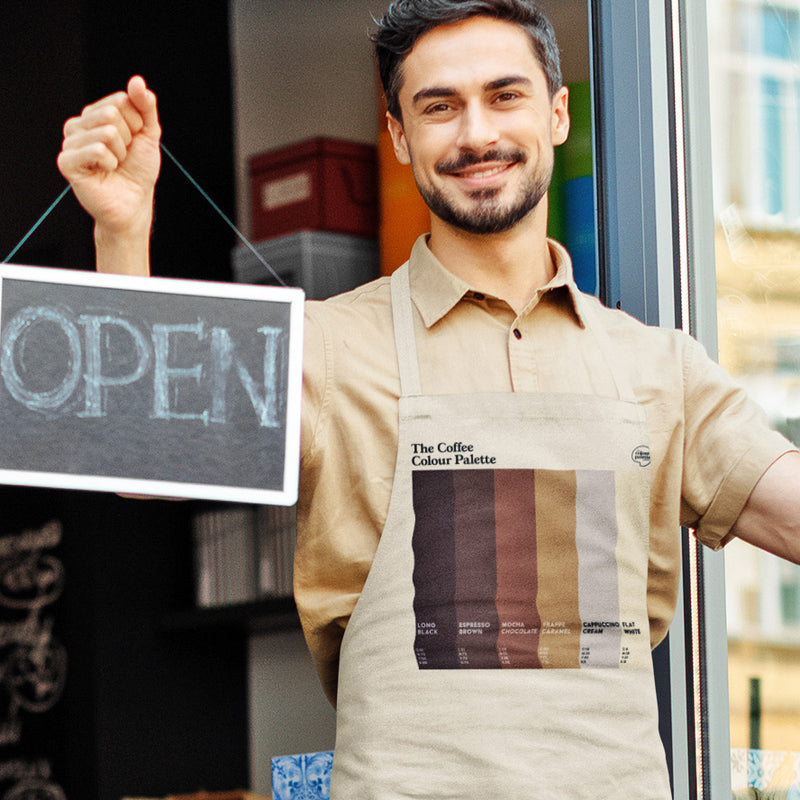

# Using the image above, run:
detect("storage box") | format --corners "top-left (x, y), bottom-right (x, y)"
top-left (250, 138), bottom-right (378, 240)
top-left (232, 231), bottom-right (379, 300)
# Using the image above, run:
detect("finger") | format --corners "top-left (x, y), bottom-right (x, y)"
top-left (62, 101), bottom-right (138, 161)
top-left (62, 122), bottom-right (130, 167)
top-left (57, 140), bottom-right (120, 180)
top-left (96, 104), bottom-right (139, 149)
top-left (126, 75), bottom-right (161, 139)
top-left (92, 99), bottom-right (144, 142)
top-left (62, 112), bottom-right (134, 168)
top-left (78, 89), bottom-right (132, 123)
top-left (68, 89), bottom-right (146, 143)
top-left (62, 114), bottom-right (83, 139)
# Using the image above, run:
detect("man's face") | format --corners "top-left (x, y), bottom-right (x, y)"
top-left (387, 16), bottom-right (569, 236)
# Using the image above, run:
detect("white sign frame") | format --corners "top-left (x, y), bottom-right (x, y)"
top-left (0, 264), bottom-right (304, 506)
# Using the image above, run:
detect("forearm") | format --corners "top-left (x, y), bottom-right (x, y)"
top-left (731, 451), bottom-right (800, 565)
top-left (59, 76), bottom-right (161, 277)
top-left (94, 206), bottom-right (153, 276)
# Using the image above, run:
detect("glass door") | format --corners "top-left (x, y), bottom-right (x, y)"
top-left (591, 3), bottom-right (720, 797)
top-left (595, 0), bottom-right (800, 796)
top-left (705, 0), bottom-right (800, 795)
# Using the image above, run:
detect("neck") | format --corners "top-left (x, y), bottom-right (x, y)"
top-left (426, 202), bottom-right (555, 314)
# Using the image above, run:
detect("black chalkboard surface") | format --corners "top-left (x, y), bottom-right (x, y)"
top-left (0, 264), bottom-right (304, 505)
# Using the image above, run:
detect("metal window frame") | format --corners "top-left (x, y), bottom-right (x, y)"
top-left (589, 1), bottom-right (730, 797)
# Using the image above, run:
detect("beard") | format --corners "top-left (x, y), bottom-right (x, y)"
top-left (413, 148), bottom-right (552, 235)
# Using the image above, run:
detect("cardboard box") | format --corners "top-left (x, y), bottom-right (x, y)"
top-left (250, 138), bottom-right (378, 240)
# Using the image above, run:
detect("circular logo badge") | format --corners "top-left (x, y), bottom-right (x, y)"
top-left (631, 446), bottom-right (651, 467)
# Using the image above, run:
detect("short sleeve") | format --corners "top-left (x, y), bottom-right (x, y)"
top-left (679, 335), bottom-right (795, 550)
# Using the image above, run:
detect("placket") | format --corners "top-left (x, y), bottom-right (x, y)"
top-left (507, 311), bottom-right (543, 393)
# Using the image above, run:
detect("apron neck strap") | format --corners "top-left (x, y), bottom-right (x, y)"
top-left (391, 263), bottom-right (422, 397)
top-left (391, 262), bottom-right (638, 404)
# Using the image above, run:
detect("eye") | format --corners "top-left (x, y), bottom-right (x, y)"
top-left (424, 101), bottom-right (453, 115)
top-left (494, 91), bottom-right (520, 104)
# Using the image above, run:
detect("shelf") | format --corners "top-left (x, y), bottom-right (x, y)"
top-left (161, 596), bottom-right (300, 635)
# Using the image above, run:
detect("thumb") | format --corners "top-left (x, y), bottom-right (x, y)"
top-left (127, 75), bottom-right (161, 138)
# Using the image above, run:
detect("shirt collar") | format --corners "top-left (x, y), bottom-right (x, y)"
top-left (407, 235), bottom-right (587, 329)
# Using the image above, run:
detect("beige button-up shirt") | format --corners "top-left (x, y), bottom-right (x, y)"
top-left (297, 236), bottom-right (792, 704)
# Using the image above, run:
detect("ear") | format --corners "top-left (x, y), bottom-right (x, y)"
top-left (551, 86), bottom-right (570, 146)
top-left (386, 111), bottom-right (411, 165)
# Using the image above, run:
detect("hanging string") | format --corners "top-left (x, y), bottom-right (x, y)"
top-left (2, 185), bottom-right (73, 264)
top-left (3, 142), bottom-right (285, 287)
top-left (159, 142), bottom-right (286, 286)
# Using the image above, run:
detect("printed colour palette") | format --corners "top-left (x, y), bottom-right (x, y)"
top-left (412, 468), bottom-right (645, 670)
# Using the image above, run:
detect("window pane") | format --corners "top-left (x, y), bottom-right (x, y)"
top-left (707, 0), bottom-right (800, 794)
top-left (762, 6), bottom-right (800, 59)
top-left (762, 77), bottom-right (783, 214)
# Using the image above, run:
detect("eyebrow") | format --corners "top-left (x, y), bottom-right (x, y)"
top-left (411, 75), bottom-right (534, 106)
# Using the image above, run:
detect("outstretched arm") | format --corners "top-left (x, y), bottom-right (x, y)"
top-left (57, 75), bottom-right (161, 276)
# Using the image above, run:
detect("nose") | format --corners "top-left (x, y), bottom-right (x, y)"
top-left (456, 101), bottom-right (500, 152)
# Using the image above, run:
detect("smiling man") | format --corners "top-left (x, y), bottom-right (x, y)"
top-left (384, 11), bottom-right (568, 309)
top-left (56, 0), bottom-right (800, 798)
top-left (388, 19), bottom-right (565, 233)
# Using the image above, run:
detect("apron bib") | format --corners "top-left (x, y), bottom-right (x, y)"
top-left (331, 265), bottom-right (672, 799)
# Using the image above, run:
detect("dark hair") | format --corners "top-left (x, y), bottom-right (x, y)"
top-left (372, 0), bottom-right (563, 120)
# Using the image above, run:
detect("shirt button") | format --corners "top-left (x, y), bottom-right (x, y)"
top-left (513, 328), bottom-right (522, 340)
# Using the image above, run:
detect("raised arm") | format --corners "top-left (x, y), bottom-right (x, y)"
top-left (57, 75), bottom-right (161, 276)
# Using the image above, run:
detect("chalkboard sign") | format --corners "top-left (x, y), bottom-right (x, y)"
top-left (0, 264), bottom-right (304, 505)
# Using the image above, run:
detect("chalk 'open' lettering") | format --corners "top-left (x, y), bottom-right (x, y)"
top-left (0, 307), bottom-right (284, 427)
top-left (80, 314), bottom-right (151, 418)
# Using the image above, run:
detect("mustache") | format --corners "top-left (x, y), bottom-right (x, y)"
top-left (435, 148), bottom-right (527, 175)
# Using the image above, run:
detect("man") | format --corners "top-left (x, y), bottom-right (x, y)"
top-left (58, 1), bottom-right (800, 797)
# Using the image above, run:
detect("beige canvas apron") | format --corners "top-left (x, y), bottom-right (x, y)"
top-left (331, 264), bottom-right (672, 799)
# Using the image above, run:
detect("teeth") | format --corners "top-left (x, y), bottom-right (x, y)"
top-left (458, 164), bottom-right (507, 178)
